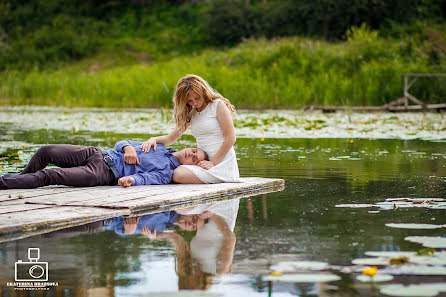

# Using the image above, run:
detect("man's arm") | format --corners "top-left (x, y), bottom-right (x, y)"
top-left (119, 171), bottom-right (172, 187)
top-left (114, 140), bottom-right (134, 152)
top-left (114, 140), bottom-right (142, 165)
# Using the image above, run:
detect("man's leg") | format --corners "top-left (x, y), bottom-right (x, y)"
top-left (1, 146), bottom-right (114, 189)
top-left (21, 144), bottom-right (99, 174)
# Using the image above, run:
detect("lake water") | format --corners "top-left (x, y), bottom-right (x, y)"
top-left (0, 119), bottom-right (446, 296)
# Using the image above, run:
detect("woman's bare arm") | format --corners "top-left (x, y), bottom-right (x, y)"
top-left (141, 125), bottom-right (187, 152)
top-left (209, 213), bottom-right (236, 274)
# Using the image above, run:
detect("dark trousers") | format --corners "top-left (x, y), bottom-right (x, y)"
top-left (0, 145), bottom-right (115, 189)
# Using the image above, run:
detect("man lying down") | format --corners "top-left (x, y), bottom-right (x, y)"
top-left (0, 140), bottom-right (208, 190)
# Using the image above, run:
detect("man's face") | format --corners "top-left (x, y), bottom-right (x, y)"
top-left (179, 148), bottom-right (206, 165)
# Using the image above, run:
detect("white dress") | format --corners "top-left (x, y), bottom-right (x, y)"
top-left (181, 99), bottom-right (240, 183)
top-left (185, 199), bottom-right (240, 274)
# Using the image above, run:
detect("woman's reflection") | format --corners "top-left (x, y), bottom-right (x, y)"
top-left (43, 198), bottom-right (240, 291)
top-left (159, 199), bottom-right (240, 289)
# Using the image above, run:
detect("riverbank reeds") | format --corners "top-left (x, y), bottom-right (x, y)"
top-left (1, 24), bottom-right (445, 109)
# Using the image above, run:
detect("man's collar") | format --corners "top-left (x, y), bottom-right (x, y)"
top-left (166, 148), bottom-right (180, 169)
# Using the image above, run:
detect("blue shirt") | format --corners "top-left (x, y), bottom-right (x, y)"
top-left (106, 140), bottom-right (180, 186)
top-left (104, 211), bottom-right (180, 236)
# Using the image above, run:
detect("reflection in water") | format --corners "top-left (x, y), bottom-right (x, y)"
top-left (0, 199), bottom-right (240, 296)
top-left (1, 130), bottom-right (446, 296)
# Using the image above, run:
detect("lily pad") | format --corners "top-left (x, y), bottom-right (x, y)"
top-left (335, 204), bottom-right (375, 208)
top-left (386, 223), bottom-right (446, 229)
top-left (386, 198), bottom-right (446, 202)
top-left (356, 274), bottom-right (394, 282)
top-left (362, 251), bottom-right (446, 266)
top-left (352, 258), bottom-right (390, 265)
top-left (263, 273), bottom-right (341, 283)
top-left (380, 265), bottom-right (446, 275)
top-left (365, 251), bottom-right (416, 258)
top-left (405, 236), bottom-right (446, 248)
top-left (143, 292), bottom-right (221, 297)
top-left (270, 261), bottom-right (330, 272)
top-left (379, 283), bottom-right (446, 297)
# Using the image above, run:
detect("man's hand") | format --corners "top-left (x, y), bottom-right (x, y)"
top-left (123, 146), bottom-right (140, 165)
top-left (123, 217), bottom-right (139, 234)
top-left (198, 160), bottom-right (215, 170)
top-left (118, 176), bottom-right (134, 188)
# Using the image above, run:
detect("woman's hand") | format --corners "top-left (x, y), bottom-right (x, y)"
top-left (141, 225), bottom-right (157, 239)
top-left (141, 138), bottom-right (157, 153)
top-left (199, 210), bottom-right (214, 220)
top-left (123, 146), bottom-right (140, 165)
top-left (197, 160), bottom-right (215, 170)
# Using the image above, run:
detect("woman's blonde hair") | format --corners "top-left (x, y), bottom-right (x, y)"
top-left (174, 232), bottom-right (213, 290)
top-left (173, 74), bottom-right (236, 132)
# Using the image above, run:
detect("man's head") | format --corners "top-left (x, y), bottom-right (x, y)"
top-left (175, 147), bottom-right (208, 165)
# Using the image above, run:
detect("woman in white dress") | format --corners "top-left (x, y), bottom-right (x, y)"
top-left (141, 74), bottom-right (240, 184)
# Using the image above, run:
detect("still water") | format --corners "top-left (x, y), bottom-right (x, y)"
top-left (0, 126), bottom-right (445, 296)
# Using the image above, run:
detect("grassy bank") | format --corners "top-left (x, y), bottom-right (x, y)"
top-left (1, 24), bottom-right (445, 109)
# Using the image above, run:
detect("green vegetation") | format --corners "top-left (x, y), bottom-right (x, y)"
top-left (0, 1), bottom-right (445, 108)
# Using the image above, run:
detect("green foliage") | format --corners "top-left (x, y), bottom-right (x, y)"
top-left (0, 1), bottom-right (207, 70)
top-left (202, 0), bottom-right (446, 44)
top-left (0, 1), bottom-right (445, 108)
top-left (1, 27), bottom-right (445, 108)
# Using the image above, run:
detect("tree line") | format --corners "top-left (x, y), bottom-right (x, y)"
top-left (0, 0), bottom-right (445, 69)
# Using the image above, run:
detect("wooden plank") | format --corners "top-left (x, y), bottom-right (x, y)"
top-left (0, 177), bottom-right (284, 243)
top-left (23, 185), bottom-right (180, 207)
top-left (26, 177), bottom-right (284, 211)
top-left (118, 178), bottom-right (284, 212)
top-left (0, 206), bottom-right (129, 243)
top-left (0, 186), bottom-right (81, 202)
top-left (0, 203), bottom-right (53, 214)
top-left (130, 183), bottom-right (285, 216)
top-left (305, 103), bottom-right (446, 112)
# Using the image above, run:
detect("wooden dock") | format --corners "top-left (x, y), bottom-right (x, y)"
top-left (306, 73), bottom-right (446, 112)
top-left (0, 177), bottom-right (284, 243)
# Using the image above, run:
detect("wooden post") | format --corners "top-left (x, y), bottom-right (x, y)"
top-left (403, 75), bottom-right (409, 109)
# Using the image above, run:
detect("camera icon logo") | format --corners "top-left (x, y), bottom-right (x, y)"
top-left (15, 248), bottom-right (48, 281)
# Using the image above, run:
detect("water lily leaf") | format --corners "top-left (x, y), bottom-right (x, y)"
top-left (270, 261), bottom-right (330, 272)
top-left (380, 265), bottom-right (446, 275)
top-left (263, 273), bottom-right (341, 283)
top-left (143, 292), bottom-right (221, 297)
top-left (365, 251), bottom-right (416, 258)
top-left (356, 274), bottom-right (394, 282)
top-left (386, 198), bottom-right (445, 202)
top-left (335, 204), bottom-right (376, 208)
top-left (363, 251), bottom-right (446, 265)
top-left (352, 258), bottom-right (390, 265)
top-left (379, 283), bottom-right (446, 297)
top-left (417, 248), bottom-right (436, 256)
top-left (405, 236), bottom-right (446, 248)
top-left (386, 223), bottom-right (446, 229)
top-left (389, 256), bottom-right (409, 265)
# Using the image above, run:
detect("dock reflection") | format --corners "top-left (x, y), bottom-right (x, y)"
top-left (0, 199), bottom-right (240, 296)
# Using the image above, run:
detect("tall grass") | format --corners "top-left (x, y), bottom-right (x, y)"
top-left (1, 25), bottom-right (445, 108)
